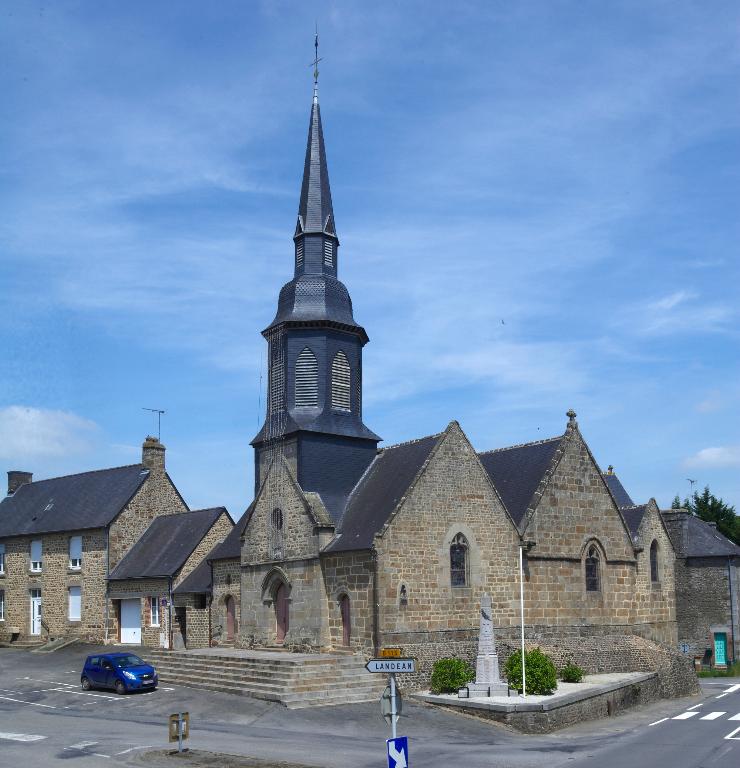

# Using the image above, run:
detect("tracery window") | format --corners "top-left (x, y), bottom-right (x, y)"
top-left (585, 545), bottom-right (600, 592)
top-left (331, 351), bottom-right (351, 411)
top-left (450, 533), bottom-right (469, 588)
top-left (650, 540), bottom-right (659, 583)
top-left (295, 347), bottom-right (318, 407)
top-left (270, 508), bottom-right (285, 560)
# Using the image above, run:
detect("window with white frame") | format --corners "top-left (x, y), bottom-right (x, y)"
top-left (68, 586), bottom-right (81, 621)
top-left (30, 540), bottom-right (42, 572)
top-left (0, 589), bottom-right (4, 621)
top-left (150, 596), bottom-right (160, 626)
top-left (69, 536), bottom-right (82, 570)
top-left (0, 543), bottom-right (5, 574)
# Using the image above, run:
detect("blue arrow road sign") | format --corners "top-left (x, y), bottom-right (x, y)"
top-left (387, 736), bottom-right (409, 768)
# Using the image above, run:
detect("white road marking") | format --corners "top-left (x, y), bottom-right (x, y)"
top-left (16, 677), bottom-right (76, 687)
top-left (724, 684), bottom-right (740, 693)
top-left (687, 703), bottom-right (703, 710)
top-left (0, 695), bottom-right (55, 709)
top-left (115, 745), bottom-right (156, 755)
top-left (49, 688), bottom-right (121, 700)
top-left (716, 693), bottom-right (731, 699)
top-left (67, 741), bottom-right (99, 750)
top-left (729, 713), bottom-right (740, 720)
top-left (700, 712), bottom-right (726, 720)
top-left (673, 711), bottom-right (700, 720)
top-left (725, 726), bottom-right (740, 740)
top-left (0, 732), bottom-right (47, 742)
top-left (648, 718), bottom-right (668, 726)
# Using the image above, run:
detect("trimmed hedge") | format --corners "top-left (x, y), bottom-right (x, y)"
top-left (560, 661), bottom-right (585, 683)
top-left (504, 648), bottom-right (557, 695)
top-left (430, 658), bottom-right (475, 694)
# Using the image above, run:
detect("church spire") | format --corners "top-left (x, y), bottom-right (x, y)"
top-left (294, 30), bottom-right (337, 277)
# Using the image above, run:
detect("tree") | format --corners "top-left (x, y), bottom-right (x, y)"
top-left (674, 486), bottom-right (739, 544)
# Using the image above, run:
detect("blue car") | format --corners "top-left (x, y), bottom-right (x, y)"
top-left (81, 652), bottom-right (158, 695)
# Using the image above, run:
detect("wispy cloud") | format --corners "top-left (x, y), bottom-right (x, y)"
top-left (684, 446), bottom-right (740, 469)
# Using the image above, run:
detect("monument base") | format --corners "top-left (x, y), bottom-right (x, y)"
top-left (459, 681), bottom-right (510, 698)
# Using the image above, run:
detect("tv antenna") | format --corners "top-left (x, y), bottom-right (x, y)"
top-left (142, 408), bottom-right (165, 440)
top-left (687, 478), bottom-right (697, 493)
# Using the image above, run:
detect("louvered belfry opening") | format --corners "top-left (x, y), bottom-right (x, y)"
top-left (331, 351), bottom-right (351, 411)
top-left (269, 340), bottom-right (285, 414)
top-left (295, 347), bottom-right (318, 406)
top-left (323, 239), bottom-right (334, 267)
top-left (296, 241), bottom-right (304, 270)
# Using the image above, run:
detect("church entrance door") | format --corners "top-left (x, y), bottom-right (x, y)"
top-left (225, 596), bottom-right (236, 642)
top-left (340, 595), bottom-right (351, 646)
top-left (275, 584), bottom-right (289, 643)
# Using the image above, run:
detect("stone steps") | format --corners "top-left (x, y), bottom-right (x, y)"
top-left (143, 649), bottom-right (385, 707)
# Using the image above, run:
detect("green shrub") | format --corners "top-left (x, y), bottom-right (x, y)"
top-left (430, 657), bottom-right (475, 694)
top-left (504, 648), bottom-right (557, 695)
top-left (560, 661), bottom-right (584, 683)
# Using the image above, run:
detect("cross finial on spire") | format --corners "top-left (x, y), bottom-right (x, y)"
top-left (311, 25), bottom-right (322, 104)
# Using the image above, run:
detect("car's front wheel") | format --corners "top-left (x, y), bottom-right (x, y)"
top-left (114, 679), bottom-right (126, 695)
top-left (81, 676), bottom-right (92, 691)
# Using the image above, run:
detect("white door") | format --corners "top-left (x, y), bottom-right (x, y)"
top-left (30, 589), bottom-right (42, 635)
top-left (120, 599), bottom-right (141, 644)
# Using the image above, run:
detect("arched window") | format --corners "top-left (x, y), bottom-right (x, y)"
top-left (585, 545), bottom-right (600, 592)
top-left (295, 347), bottom-right (318, 407)
top-left (650, 540), bottom-right (659, 583)
top-left (450, 533), bottom-right (469, 587)
top-left (331, 351), bottom-right (351, 411)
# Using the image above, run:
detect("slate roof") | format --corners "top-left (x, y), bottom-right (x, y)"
top-left (298, 98), bottom-right (334, 235)
top-left (0, 465), bottom-right (149, 538)
top-left (325, 433), bottom-right (440, 553)
top-left (603, 473), bottom-right (635, 508)
top-left (109, 507), bottom-right (228, 580)
top-left (477, 437), bottom-right (563, 526)
top-left (208, 507), bottom-right (251, 561)
top-left (662, 511), bottom-right (740, 558)
top-left (620, 505), bottom-right (647, 540)
top-left (173, 557), bottom-right (212, 594)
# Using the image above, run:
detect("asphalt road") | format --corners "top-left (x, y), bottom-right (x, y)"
top-left (0, 645), bottom-right (737, 768)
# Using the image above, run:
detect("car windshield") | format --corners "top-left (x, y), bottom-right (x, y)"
top-left (113, 655), bottom-right (145, 668)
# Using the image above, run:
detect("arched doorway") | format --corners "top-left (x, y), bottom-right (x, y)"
top-left (339, 594), bottom-right (351, 646)
top-left (225, 596), bottom-right (236, 642)
top-left (275, 583), bottom-right (289, 643)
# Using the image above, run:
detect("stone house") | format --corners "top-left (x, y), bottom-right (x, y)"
top-left (662, 510), bottom-right (740, 668)
top-left (108, 506), bottom-right (232, 648)
top-left (0, 437), bottom-right (230, 649)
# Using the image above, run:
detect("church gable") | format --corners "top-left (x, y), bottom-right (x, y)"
top-left (374, 421), bottom-right (520, 636)
top-left (241, 456), bottom-right (329, 565)
top-left (523, 422), bottom-right (634, 562)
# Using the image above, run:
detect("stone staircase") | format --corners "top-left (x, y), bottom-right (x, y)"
top-left (144, 648), bottom-right (386, 709)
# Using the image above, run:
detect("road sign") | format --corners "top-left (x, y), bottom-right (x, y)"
top-left (366, 658), bottom-right (416, 673)
top-left (387, 736), bottom-right (409, 768)
top-left (380, 647), bottom-right (402, 658)
top-left (381, 684), bottom-right (403, 724)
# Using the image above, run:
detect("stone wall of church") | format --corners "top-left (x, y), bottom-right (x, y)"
top-left (211, 558), bottom-right (241, 647)
top-left (321, 551), bottom-right (374, 652)
top-left (173, 512), bottom-right (233, 589)
top-left (108, 471), bottom-right (187, 571)
top-left (0, 528), bottom-right (108, 644)
top-left (375, 424), bottom-right (521, 651)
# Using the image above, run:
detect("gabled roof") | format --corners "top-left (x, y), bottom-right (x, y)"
top-left (109, 507), bottom-right (228, 580)
top-left (0, 465), bottom-right (149, 538)
top-left (603, 473), bottom-right (635, 508)
top-left (620, 505), bottom-right (647, 540)
top-left (208, 506), bottom-right (251, 561)
top-left (662, 511), bottom-right (740, 558)
top-left (325, 433), bottom-right (440, 553)
top-left (173, 557), bottom-right (212, 594)
top-left (477, 437), bottom-right (563, 526)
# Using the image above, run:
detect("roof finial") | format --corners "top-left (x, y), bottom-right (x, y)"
top-left (566, 408), bottom-right (577, 425)
top-left (311, 24), bottom-right (322, 105)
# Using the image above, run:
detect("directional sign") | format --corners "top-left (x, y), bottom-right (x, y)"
top-left (366, 658), bottom-right (416, 673)
top-left (380, 647), bottom-right (402, 658)
top-left (387, 736), bottom-right (409, 768)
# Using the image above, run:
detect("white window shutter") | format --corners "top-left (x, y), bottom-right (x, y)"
top-left (68, 587), bottom-right (81, 621)
top-left (31, 539), bottom-right (42, 563)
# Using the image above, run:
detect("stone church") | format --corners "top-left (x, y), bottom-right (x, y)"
top-left (199, 85), bottom-right (691, 690)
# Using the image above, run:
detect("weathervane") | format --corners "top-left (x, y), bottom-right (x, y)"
top-left (311, 25), bottom-right (322, 103)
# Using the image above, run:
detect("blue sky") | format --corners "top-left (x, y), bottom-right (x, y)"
top-left (1, 0), bottom-right (739, 519)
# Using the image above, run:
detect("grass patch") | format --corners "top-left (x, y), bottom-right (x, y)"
top-left (697, 661), bottom-right (740, 678)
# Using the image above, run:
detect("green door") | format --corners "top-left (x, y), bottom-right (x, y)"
top-left (714, 633), bottom-right (728, 666)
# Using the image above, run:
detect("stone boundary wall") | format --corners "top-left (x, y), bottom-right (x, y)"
top-left (394, 629), bottom-right (698, 698)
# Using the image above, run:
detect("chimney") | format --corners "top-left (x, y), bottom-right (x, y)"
top-left (607, 465), bottom-right (614, 475)
top-left (8, 471), bottom-right (33, 496)
top-left (142, 436), bottom-right (166, 471)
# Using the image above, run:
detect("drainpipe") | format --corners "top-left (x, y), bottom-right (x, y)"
top-left (104, 527), bottom-right (110, 644)
top-left (372, 546), bottom-right (380, 656)
top-left (729, 556), bottom-right (736, 664)
top-left (168, 577), bottom-right (174, 650)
